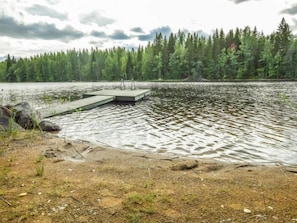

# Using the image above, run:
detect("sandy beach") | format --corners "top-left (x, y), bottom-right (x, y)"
top-left (0, 131), bottom-right (297, 222)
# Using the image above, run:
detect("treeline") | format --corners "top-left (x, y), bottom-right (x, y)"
top-left (0, 18), bottom-right (297, 82)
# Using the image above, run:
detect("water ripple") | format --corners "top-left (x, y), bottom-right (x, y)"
top-left (36, 82), bottom-right (297, 165)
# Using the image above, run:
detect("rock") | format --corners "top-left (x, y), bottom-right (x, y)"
top-left (0, 106), bottom-right (12, 118)
top-left (171, 160), bottom-right (198, 171)
top-left (0, 116), bottom-right (23, 132)
top-left (44, 149), bottom-right (57, 158)
top-left (0, 116), bottom-right (10, 132)
top-left (39, 120), bottom-right (61, 132)
top-left (12, 102), bottom-right (41, 129)
top-left (1, 102), bottom-right (60, 133)
top-left (243, 208), bottom-right (252, 213)
top-left (18, 192), bottom-right (28, 197)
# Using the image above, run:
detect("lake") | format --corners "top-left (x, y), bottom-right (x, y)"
top-left (1, 81), bottom-right (297, 165)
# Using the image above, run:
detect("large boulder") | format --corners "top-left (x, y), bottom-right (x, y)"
top-left (1, 103), bottom-right (61, 133)
top-left (0, 106), bottom-right (12, 118)
top-left (0, 106), bottom-right (18, 132)
top-left (0, 116), bottom-right (23, 132)
top-left (12, 102), bottom-right (42, 129)
top-left (0, 116), bottom-right (11, 132)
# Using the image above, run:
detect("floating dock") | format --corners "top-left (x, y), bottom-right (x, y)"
top-left (83, 89), bottom-right (151, 102)
top-left (38, 89), bottom-right (151, 118)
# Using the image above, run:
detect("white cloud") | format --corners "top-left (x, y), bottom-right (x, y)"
top-left (0, 0), bottom-right (296, 57)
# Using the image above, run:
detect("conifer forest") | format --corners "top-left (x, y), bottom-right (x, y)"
top-left (1, 18), bottom-right (296, 82)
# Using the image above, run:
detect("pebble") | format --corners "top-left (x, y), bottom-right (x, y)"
top-left (18, 192), bottom-right (27, 197)
top-left (243, 208), bottom-right (251, 213)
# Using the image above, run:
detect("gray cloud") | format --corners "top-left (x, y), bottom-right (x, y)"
top-left (26, 4), bottom-right (67, 20)
top-left (138, 26), bottom-right (171, 41)
top-left (91, 30), bottom-right (107, 38)
top-left (230, 0), bottom-right (259, 4)
top-left (81, 11), bottom-right (115, 26)
top-left (89, 40), bottom-right (104, 47)
top-left (0, 15), bottom-right (84, 42)
top-left (109, 30), bottom-right (130, 40)
top-left (130, 27), bottom-right (144, 33)
top-left (280, 4), bottom-right (297, 15)
top-left (45, 0), bottom-right (59, 4)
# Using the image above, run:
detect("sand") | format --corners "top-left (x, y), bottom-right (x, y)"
top-left (0, 131), bottom-right (297, 222)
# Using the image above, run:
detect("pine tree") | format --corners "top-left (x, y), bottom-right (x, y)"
top-left (6, 55), bottom-right (17, 82)
top-left (275, 18), bottom-right (292, 57)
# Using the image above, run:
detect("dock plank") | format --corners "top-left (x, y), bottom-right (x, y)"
top-left (84, 89), bottom-right (151, 102)
top-left (38, 95), bottom-right (115, 118)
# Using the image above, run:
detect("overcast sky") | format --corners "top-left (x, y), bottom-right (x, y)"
top-left (1, 0), bottom-right (297, 58)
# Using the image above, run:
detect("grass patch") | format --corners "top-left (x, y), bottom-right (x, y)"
top-left (0, 129), bottom-right (39, 145)
top-left (42, 92), bottom-right (53, 105)
top-left (0, 117), bottom-right (20, 141)
top-left (35, 164), bottom-right (44, 177)
top-left (35, 154), bottom-right (45, 177)
top-left (124, 192), bottom-right (157, 215)
top-left (127, 212), bottom-right (143, 223)
top-left (0, 167), bottom-right (9, 185)
top-left (0, 146), bottom-right (5, 156)
top-left (35, 154), bottom-right (44, 164)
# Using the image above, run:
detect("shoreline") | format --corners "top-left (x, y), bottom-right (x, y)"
top-left (52, 133), bottom-right (296, 168)
top-left (1, 132), bottom-right (297, 222)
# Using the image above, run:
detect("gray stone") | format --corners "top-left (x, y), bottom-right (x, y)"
top-left (0, 106), bottom-right (12, 118)
top-left (39, 120), bottom-right (61, 132)
top-left (0, 116), bottom-right (23, 132)
top-left (12, 102), bottom-right (41, 129)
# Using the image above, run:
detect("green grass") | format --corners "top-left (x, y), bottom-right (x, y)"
top-left (127, 212), bottom-right (143, 223)
top-left (35, 163), bottom-right (44, 177)
top-left (124, 192), bottom-right (157, 215)
top-left (0, 146), bottom-right (5, 156)
top-left (0, 116), bottom-right (20, 141)
top-left (42, 93), bottom-right (53, 105)
top-left (0, 167), bottom-right (9, 185)
top-left (35, 155), bottom-right (45, 177)
top-left (35, 154), bottom-right (44, 164)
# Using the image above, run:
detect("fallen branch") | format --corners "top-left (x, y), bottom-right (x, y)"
top-left (0, 196), bottom-right (12, 207)
top-left (70, 196), bottom-right (83, 204)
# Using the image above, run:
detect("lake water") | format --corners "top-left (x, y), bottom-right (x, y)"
top-left (1, 81), bottom-right (297, 165)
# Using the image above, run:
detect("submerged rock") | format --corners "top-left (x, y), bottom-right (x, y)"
top-left (39, 120), bottom-right (61, 132)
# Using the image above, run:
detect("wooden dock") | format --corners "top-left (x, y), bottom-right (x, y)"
top-left (83, 89), bottom-right (151, 102)
top-left (38, 89), bottom-right (151, 118)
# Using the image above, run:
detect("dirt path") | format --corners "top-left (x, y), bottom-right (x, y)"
top-left (0, 132), bottom-right (297, 222)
